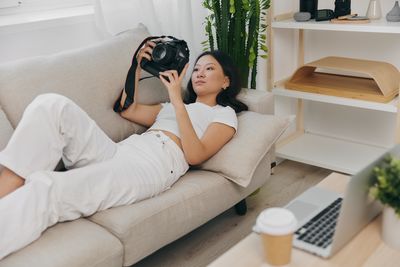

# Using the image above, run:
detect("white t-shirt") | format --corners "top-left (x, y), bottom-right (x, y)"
top-left (148, 102), bottom-right (237, 139)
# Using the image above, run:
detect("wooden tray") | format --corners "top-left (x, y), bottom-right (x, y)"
top-left (330, 18), bottom-right (370, 24)
top-left (285, 57), bottom-right (400, 103)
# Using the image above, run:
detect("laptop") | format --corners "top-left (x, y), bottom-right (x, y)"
top-left (284, 145), bottom-right (400, 258)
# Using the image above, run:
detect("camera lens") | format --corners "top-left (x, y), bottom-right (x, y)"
top-left (152, 43), bottom-right (175, 65)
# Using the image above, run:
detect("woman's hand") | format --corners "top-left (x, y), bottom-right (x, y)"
top-left (118, 40), bottom-right (156, 110)
top-left (159, 64), bottom-right (189, 107)
top-left (136, 41), bottom-right (156, 73)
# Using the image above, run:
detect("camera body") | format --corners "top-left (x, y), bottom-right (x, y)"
top-left (334, 0), bottom-right (351, 17)
top-left (140, 37), bottom-right (190, 78)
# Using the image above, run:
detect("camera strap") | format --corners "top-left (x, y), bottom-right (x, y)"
top-left (113, 35), bottom-right (176, 113)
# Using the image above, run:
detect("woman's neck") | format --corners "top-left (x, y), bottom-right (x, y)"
top-left (196, 95), bottom-right (217, 107)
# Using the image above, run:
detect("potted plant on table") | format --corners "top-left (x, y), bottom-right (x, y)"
top-left (370, 155), bottom-right (400, 249)
top-left (202, 0), bottom-right (270, 89)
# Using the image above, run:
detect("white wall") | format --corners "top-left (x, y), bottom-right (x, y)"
top-left (0, 6), bottom-right (270, 91)
top-left (0, 14), bottom-right (104, 64)
top-left (273, 0), bottom-right (400, 148)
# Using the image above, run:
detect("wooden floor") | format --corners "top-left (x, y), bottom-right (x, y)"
top-left (132, 160), bottom-right (332, 267)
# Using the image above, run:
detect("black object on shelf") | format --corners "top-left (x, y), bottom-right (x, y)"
top-left (334, 0), bottom-right (351, 18)
top-left (300, 0), bottom-right (318, 19)
top-left (315, 9), bottom-right (335, 21)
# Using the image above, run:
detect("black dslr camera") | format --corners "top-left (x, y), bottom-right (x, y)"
top-left (113, 35), bottom-right (190, 113)
top-left (140, 36), bottom-right (190, 77)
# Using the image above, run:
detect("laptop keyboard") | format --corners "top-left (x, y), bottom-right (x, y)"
top-left (295, 198), bottom-right (343, 249)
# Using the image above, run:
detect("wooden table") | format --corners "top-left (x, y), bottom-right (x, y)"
top-left (208, 173), bottom-right (400, 267)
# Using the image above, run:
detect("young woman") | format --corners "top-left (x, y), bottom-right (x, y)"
top-left (0, 42), bottom-right (248, 259)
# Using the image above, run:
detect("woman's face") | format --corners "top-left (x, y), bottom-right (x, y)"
top-left (191, 55), bottom-right (230, 97)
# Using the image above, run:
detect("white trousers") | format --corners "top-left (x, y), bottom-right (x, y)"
top-left (0, 94), bottom-right (189, 260)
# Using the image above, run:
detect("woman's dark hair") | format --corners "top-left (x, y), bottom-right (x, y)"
top-left (183, 50), bottom-right (248, 113)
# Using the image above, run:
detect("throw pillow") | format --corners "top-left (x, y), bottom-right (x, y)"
top-left (199, 111), bottom-right (292, 187)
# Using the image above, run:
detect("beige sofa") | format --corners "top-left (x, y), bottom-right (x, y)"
top-left (0, 26), bottom-right (276, 267)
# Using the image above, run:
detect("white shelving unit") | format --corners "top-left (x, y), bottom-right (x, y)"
top-left (273, 88), bottom-right (398, 113)
top-left (272, 18), bottom-right (400, 34)
top-left (268, 11), bottom-right (400, 175)
top-left (276, 133), bottom-right (387, 174)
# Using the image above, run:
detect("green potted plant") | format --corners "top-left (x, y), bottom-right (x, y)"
top-left (202, 0), bottom-right (270, 89)
top-left (370, 155), bottom-right (400, 249)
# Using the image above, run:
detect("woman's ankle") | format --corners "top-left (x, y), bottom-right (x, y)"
top-left (0, 168), bottom-right (25, 197)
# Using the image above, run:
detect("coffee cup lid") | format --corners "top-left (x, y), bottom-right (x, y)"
top-left (254, 208), bottom-right (298, 235)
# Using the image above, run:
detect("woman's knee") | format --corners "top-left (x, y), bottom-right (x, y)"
top-left (30, 93), bottom-right (72, 111)
top-left (25, 94), bottom-right (76, 121)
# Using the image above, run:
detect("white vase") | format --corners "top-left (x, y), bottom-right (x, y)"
top-left (366, 0), bottom-right (382, 19)
top-left (382, 206), bottom-right (400, 250)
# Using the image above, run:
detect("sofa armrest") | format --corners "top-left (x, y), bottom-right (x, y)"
top-left (237, 88), bottom-right (274, 115)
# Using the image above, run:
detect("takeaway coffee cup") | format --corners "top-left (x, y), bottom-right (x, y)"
top-left (253, 208), bottom-right (298, 266)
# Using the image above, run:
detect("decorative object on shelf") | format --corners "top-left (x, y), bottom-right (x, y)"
top-left (294, 11), bottom-right (311, 22)
top-left (369, 155), bottom-right (400, 250)
top-left (330, 19), bottom-right (370, 24)
top-left (300, 0), bottom-right (318, 19)
top-left (285, 56), bottom-right (400, 103)
top-left (386, 1), bottom-right (400, 22)
top-left (366, 0), bottom-right (382, 19)
top-left (331, 14), bottom-right (370, 24)
top-left (315, 9), bottom-right (335, 21)
top-left (334, 0), bottom-right (351, 18)
top-left (202, 0), bottom-right (270, 89)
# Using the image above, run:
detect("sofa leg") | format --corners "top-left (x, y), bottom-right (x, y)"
top-left (234, 199), bottom-right (247, 216)
top-left (271, 161), bottom-right (277, 175)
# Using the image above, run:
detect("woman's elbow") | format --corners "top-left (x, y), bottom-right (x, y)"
top-left (120, 108), bottom-right (131, 119)
top-left (185, 155), bottom-right (205, 166)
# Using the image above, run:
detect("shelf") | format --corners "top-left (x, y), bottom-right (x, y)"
top-left (270, 1), bottom-right (400, 173)
top-left (273, 87), bottom-right (398, 113)
top-left (276, 133), bottom-right (388, 174)
top-left (272, 18), bottom-right (400, 34)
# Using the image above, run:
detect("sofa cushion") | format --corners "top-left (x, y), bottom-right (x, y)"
top-left (88, 152), bottom-right (271, 266)
top-left (0, 219), bottom-right (123, 267)
top-left (0, 107), bottom-right (13, 151)
top-left (0, 26), bottom-right (168, 142)
top-left (0, 107), bottom-right (14, 172)
top-left (199, 112), bottom-right (291, 187)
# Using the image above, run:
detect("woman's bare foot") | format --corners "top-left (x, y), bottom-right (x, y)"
top-left (0, 168), bottom-right (24, 198)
